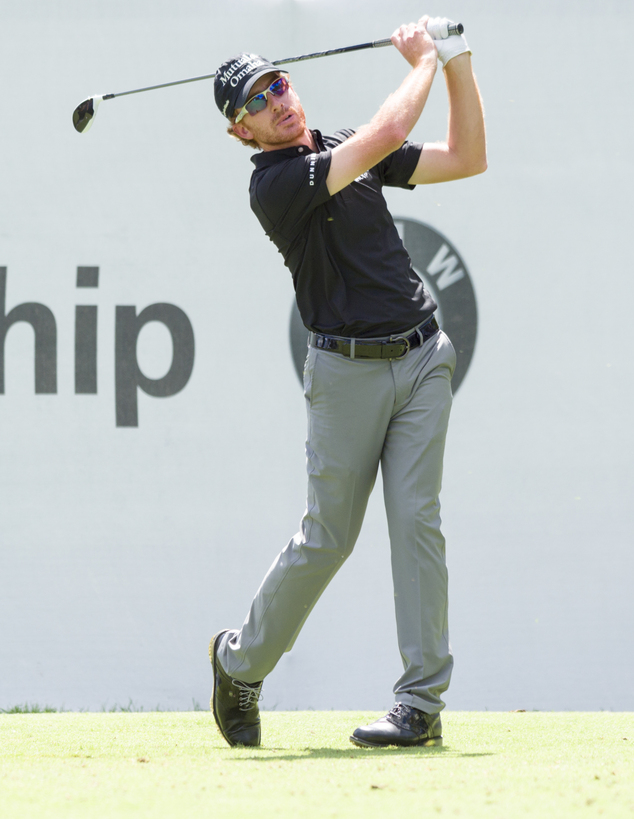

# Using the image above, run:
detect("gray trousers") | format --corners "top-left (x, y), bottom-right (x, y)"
top-left (217, 328), bottom-right (456, 714)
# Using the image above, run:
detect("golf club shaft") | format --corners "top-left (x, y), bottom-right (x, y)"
top-left (101, 26), bottom-right (463, 101)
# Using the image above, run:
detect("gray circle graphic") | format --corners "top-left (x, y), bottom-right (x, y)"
top-left (289, 217), bottom-right (478, 393)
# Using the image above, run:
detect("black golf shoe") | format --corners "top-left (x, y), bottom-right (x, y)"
top-left (350, 703), bottom-right (443, 747)
top-left (209, 630), bottom-right (262, 747)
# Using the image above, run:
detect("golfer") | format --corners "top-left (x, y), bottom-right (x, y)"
top-left (210, 15), bottom-right (486, 748)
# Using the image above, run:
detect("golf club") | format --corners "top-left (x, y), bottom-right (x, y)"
top-left (73, 24), bottom-right (464, 133)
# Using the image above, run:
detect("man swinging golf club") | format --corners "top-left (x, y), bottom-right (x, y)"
top-left (210, 15), bottom-right (486, 748)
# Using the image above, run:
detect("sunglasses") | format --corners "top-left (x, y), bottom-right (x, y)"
top-left (235, 75), bottom-right (290, 123)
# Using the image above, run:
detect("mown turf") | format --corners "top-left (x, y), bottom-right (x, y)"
top-left (0, 711), bottom-right (633, 818)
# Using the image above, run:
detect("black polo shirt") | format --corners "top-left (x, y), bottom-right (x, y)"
top-left (249, 129), bottom-right (437, 338)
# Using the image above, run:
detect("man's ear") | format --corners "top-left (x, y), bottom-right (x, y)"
top-left (232, 122), bottom-right (255, 141)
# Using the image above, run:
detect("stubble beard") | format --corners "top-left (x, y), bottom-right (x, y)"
top-left (257, 99), bottom-right (308, 148)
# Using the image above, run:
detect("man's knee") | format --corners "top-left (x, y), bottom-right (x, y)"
top-left (292, 526), bottom-right (357, 567)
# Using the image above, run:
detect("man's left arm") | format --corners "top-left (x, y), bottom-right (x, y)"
top-left (408, 53), bottom-right (487, 185)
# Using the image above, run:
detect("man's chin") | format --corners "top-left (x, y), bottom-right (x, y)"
top-left (276, 112), bottom-right (303, 133)
top-left (268, 122), bottom-right (306, 146)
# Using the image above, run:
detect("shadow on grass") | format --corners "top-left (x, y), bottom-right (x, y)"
top-left (229, 747), bottom-right (495, 761)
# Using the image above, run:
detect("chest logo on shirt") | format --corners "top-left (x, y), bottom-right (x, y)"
top-left (288, 217), bottom-right (478, 394)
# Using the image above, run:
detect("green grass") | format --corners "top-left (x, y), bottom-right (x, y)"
top-left (0, 703), bottom-right (61, 714)
top-left (0, 699), bottom-right (206, 714)
top-left (0, 711), bottom-right (632, 818)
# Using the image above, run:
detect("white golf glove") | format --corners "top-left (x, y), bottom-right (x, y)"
top-left (426, 17), bottom-right (471, 67)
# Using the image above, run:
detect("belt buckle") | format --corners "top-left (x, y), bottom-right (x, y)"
top-left (390, 336), bottom-right (410, 360)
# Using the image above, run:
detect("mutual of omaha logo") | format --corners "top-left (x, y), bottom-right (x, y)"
top-left (288, 217), bottom-right (478, 394)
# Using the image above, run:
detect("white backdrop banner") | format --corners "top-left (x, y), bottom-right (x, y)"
top-left (1, 0), bottom-right (633, 712)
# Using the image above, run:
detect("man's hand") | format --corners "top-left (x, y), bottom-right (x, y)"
top-left (426, 17), bottom-right (471, 67)
top-left (391, 16), bottom-right (437, 69)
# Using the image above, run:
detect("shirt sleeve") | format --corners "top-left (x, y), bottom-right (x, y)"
top-left (375, 140), bottom-right (424, 189)
top-left (250, 150), bottom-right (332, 243)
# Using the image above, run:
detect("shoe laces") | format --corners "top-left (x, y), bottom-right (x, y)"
top-left (388, 703), bottom-right (409, 723)
top-left (387, 702), bottom-right (425, 730)
top-left (232, 679), bottom-right (263, 712)
top-left (387, 703), bottom-right (431, 732)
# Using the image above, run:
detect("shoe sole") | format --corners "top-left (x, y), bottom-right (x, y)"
top-left (349, 735), bottom-right (443, 748)
top-left (209, 630), bottom-right (236, 748)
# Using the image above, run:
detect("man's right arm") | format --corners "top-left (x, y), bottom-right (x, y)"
top-left (325, 17), bottom-right (438, 197)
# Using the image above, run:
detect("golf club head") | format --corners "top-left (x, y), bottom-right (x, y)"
top-left (73, 96), bottom-right (103, 133)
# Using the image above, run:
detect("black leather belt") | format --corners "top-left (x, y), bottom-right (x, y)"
top-left (310, 317), bottom-right (439, 360)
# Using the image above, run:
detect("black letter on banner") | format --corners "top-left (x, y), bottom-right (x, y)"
top-left (0, 267), bottom-right (57, 394)
top-left (75, 307), bottom-right (98, 393)
top-left (115, 304), bottom-right (195, 427)
top-left (75, 267), bottom-right (99, 394)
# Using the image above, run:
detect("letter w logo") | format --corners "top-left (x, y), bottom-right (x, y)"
top-left (426, 244), bottom-right (464, 291)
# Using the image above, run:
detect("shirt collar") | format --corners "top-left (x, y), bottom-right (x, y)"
top-left (251, 130), bottom-right (325, 168)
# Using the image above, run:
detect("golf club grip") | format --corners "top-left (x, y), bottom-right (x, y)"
top-left (273, 24), bottom-right (464, 68)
